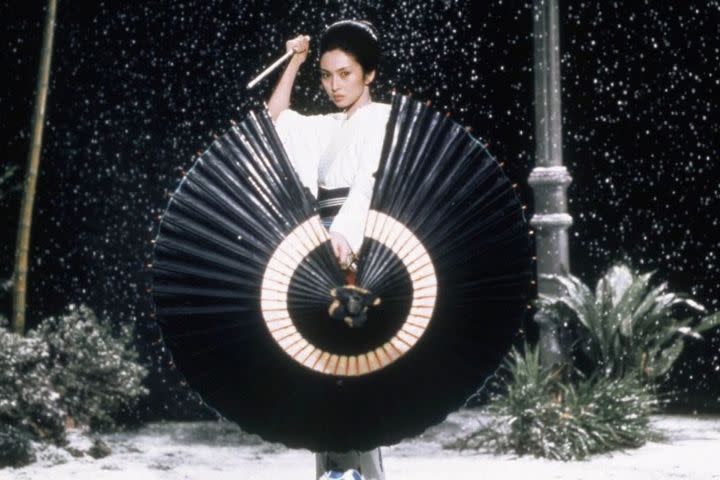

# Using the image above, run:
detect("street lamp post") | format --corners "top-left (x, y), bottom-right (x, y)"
top-left (530, 0), bottom-right (573, 366)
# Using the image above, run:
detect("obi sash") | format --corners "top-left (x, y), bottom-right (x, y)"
top-left (317, 186), bottom-right (349, 229)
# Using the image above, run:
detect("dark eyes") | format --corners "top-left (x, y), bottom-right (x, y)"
top-left (320, 71), bottom-right (351, 79)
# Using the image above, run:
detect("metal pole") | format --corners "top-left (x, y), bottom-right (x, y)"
top-left (530, 0), bottom-right (573, 366)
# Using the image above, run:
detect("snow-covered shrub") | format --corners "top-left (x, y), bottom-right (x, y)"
top-left (29, 304), bottom-right (149, 430)
top-left (0, 424), bottom-right (35, 468)
top-left (0, 321), bottom-right (66, 467)
top-left (0, 304), bottom-right (148, 467)
top-left (446, 346), bottom-right (657, 460)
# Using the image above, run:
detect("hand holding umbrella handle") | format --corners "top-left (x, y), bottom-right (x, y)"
top-left (247, 36), bottom-right (311, 90)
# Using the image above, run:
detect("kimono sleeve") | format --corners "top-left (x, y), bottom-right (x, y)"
top-left (273, 109), bottom-right (334, 197)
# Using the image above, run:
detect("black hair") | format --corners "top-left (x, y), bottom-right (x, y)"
top-left (319, 20), bottom-right (380, 73)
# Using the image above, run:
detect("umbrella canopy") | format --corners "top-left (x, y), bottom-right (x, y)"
top-left (151, 93), bottom-right (533, 452)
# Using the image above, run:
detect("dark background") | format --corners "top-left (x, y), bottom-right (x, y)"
top-left (1, 0), bottom-right (718, 418)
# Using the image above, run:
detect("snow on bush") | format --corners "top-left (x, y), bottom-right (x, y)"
top-left (29, 304), bottom-right (148, 430)
top-left (446, 346), bottom-right (658, 460)
top-left (0, 319), bottom-right (66, 467)
top-left (0, 306), bottom-right (148, 468)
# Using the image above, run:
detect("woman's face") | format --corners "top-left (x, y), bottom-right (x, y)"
top-left (319, 49), bottom-right (375, 110)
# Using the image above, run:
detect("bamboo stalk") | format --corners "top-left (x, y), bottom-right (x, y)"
top-left (12, 0), bottom-right (58, 335)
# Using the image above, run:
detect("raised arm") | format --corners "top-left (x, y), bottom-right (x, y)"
top-left (267, 35), bottom-right (310, 121)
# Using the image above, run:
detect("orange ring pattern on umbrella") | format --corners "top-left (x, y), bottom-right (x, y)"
top-left (260, 211), bottom-right (437, 377)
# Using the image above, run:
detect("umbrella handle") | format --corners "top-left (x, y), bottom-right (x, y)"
top-left (247, 36), bottom-right (311, 90)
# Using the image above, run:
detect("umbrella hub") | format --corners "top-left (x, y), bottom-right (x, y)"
top-left (328, 285), bottom-right (382, 328)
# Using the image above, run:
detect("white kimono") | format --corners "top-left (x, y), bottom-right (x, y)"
top-left (274, 102), bottom-right (391, 253)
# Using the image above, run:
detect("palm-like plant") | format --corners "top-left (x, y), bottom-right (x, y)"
top-left (537, 264), bottom-right (720, 380)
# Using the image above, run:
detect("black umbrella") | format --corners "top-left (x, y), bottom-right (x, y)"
top-left (151, 93), bottom-right (533, 452)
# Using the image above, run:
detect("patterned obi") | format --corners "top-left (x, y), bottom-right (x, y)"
top-left (317, 186), bottom-right (349, 229)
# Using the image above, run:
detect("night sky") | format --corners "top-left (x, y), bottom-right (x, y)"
top-left (1, 0), bottom-right (718, 417)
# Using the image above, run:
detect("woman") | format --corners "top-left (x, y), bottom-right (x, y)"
top-left (268, 20), bottom-right (390, 271)
top-left (267, 20), bottom-right (388, 480)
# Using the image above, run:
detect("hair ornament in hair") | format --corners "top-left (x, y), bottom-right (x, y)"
top-left (324, 19), bottom-right (379, 41)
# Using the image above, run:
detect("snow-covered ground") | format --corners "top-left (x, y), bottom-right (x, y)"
top-left (4, 413), bottom-right (720, 480)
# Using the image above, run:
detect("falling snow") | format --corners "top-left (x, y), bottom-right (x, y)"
top-left (1, 0), bottom-right (718, 416)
